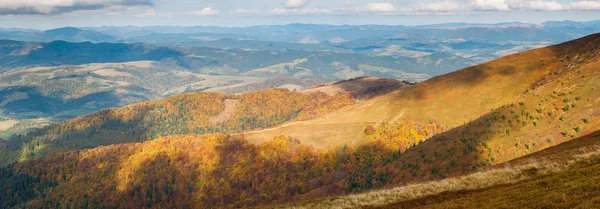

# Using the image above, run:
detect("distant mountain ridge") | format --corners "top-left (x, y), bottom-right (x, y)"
top-left (0, 38), bottom-right (465, 140)
top-left (0, 21), bottom-right (597, 69)
top-left (0, 40), bottom-right (182, 69)
top-left (1, 20), bottom-right (599, 45)
top-left (0, 27), bottom-right (118, 43)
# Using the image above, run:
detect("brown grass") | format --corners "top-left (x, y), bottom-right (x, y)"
top-left (267, 132), bottom-right (600, 209)
top-left (244, 34), bottom-right (600, 150)
top-left (209, 99), bottom-right (240, 125)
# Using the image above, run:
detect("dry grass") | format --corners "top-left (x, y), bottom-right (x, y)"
top-left (275, 135), bottom-right (600, 209)
top-left (209, 99), bottom-right (240, 125)
top-left (0, 120), bottom-right (19, 131)
top-left (283, 168), bottom-right (531, 209)
top-left (93, 69), bottom-right (134, 77)
top-left (380, 150), bottom-right (600, 209)
top-left (244, 35), bottom-right (583, 150)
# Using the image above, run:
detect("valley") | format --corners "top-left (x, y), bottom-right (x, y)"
top-left (0, 37), bottom-right (473, 139)
top-left (2, 21), bottom-right (600, 140)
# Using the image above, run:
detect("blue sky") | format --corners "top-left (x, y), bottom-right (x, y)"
top-left (0, 0), bottom-right (599, 29)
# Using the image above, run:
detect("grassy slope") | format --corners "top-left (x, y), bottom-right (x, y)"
top-left (385, 163), bottom-right (600, 209)
top-left (243, 33), bottom-right (600, 151)
top-left (369, 132), bottom-right (600, 209)
top-left (241, 33), bottom-right (600, 203)
top-left (270, 131), bottom-right (600, 209)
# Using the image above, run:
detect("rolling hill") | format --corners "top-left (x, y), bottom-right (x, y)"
top-left (236, 33), bottom-right (600, 195)
top-left (242, 32), bottom-right (600, 151)
top-left (6, 21), bottom-right (600, 65)
top-left (0, 39), bottom-right (469, 139)
top-left (0, 33), bottom-right (599, 209)
top-left (0, 87), bottom-right (362, 166)
top-left (0, 27), bottom-right (117, 43)
top-left (0, 40), bottom-right (183, 69)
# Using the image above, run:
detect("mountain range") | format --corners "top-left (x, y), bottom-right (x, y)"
top-left (1, 20), bottom-right (600, 61)
top-left (0, 37), bottom-right (471, 139)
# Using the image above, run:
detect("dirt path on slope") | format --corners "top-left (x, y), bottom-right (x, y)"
top-left (210, 99), bottom-right (240, 125)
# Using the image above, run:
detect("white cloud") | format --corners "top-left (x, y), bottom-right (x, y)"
top-left (234, 0), bottom-right (600, 17)
top-left (269, 7), bottom-right (332, 15)
top-left (408, 0), bottom-right (600, 14)
top-left (366, 2), bottom-right (397, 13)
top-left (136, 9), bottom-right (171, 17)
top-left (473, 0), bottom-right (510, 11)
top-left (507, 0), bottom-right (564, 11)
top-left (0, 0), bottom-right (154, 15)
top-left (413, 1), bottom-right (465, 13)
top-left (185, 7), bottom-right (221, 16)
top-left (231, 9), bottom-right (262, 15)
top-left (567, 1), bottom-right (600, 11)
top-left (285, 0), bottom-right (310, 9)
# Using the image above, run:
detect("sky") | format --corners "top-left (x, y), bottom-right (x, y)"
top-left (0, 0), bottom-right (599, 29)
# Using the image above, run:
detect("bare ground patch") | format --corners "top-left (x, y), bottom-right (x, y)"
top-left (93, 69), bottom-right (134, 77)
top-left (0, 120), bottom-right (19, 131)
top-left (210, 99), bottom-right (240, 125)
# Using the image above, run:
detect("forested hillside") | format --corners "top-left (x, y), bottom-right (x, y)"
top-left (0, 89), bottom-right (355, 166)
top-left (0, 128), bottom-right (444, 208)
top-left (0, 38), bottom-right (466, 139)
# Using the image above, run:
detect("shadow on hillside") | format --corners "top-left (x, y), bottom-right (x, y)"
top-left (6, 127), bottom-right (600, 208)
top-left (332, 77), bottom-right (412, 99)
top-left (0, 106), bottom-right (150, 167)
top-left (361, 130), bottom-right (600, 209)
top-left (341, 33), bottom-right (600, 196)
top-left (395, 34), bottom-right (600, 103)
top-left (119, 152), bottom-right (192, 208)
top-left (107, 137), bottom-right (403, 208)
top-left (0, 86), bottom-right (127, 120)
top-left (0, 166), bottom-right (41, 208)
top-left (1, 41), bottom-right (186, 68)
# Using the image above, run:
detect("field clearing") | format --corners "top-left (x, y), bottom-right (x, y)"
top-left (244, 121), bottom-right (371, 149)
top-left (277, 84), bottom-right (304, 91)
top-left (93, 69), bottom-right (134, 77)
top-left (243, 58), bottom-right (308, 76)
top-left (0, 120), bottom-right (18, 131)
top-left (210, 99), bottom-right (240, 125)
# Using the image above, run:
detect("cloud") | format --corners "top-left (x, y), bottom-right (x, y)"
top-left (235, 0), bottom-right (600, 17)
top-left (0, 0), bottom-right (154, 15)
top-left (566, 1), bottom-right (600, 11)
top-left (507, 0), bottom-right (563, 11)
top-left (231, 9), bottom-right (262, 15)
top-left (136, 9), bottom-right (171, 17)
top-left (472, 0), bottom-right (510, 11)
top-left (408, 0), bottom-right (600, 13)
top-left (269, 7), bottom-right (332, 15)
top-left (185, 7), bottom-right (221, 16)
top-left (366, 2), bottom-right (397, 13)
top-left (285, 0), bottom-right (310, 9)
top-left (413, 1), bottom-right (465, 13)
